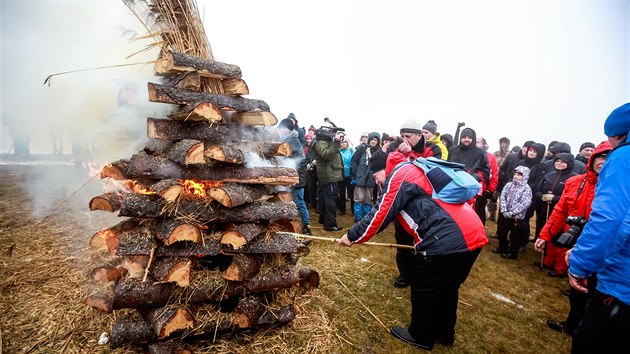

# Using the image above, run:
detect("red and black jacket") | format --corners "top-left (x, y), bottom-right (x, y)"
top-left (347, 161), bottom-right (488, 255)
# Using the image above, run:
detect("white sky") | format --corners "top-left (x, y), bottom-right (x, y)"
top-left (1, 0), bottom-right (629, 155)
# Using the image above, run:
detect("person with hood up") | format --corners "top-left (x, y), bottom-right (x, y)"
top-left (534, 141), bottom-right (612, 336)
top-left (277, 119), bottom-right (311, 236)
top-left (567, 103), bottom-right (630, 353)
top-left (286, 113), bottom-right (306, 148)
top-left (532, 153), bottom-right (577, 249)
top-left (544, 142), bottom-right (587, 174)
top-left (350, 132), bottom-right (380, 222)
top-left (441, 134), bottom-right (454, 150)
top-left (420, 120), bottom-right (448, 160)
top-left (493, 166), bottom-right (532, 259)
top-left (447, 128), bottom-right (490, 193)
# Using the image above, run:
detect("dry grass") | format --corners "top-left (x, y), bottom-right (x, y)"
top-left (0, 165), bottom-right (572, 353)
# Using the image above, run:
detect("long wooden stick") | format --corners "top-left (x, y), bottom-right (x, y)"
top-left (334, 274), bottom-right (388, 330)
top-left (290, 233), bottom-right (415, 250)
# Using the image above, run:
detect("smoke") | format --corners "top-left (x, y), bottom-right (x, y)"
top-left (0, 2), bottom-right (171, 221)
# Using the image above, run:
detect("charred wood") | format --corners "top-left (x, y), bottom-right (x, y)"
top-left (140, 306), bottom-right (194, 339)
top-left (222, 254), bottom-right (261, 281)
top-left (110, 315), bottom-right (158, 349)
top-left (90, 218), bottom-right (142, 254)
top-left (150, 179), bottom-right (183, 202)
top-left (101, 159), bottom-right (129, 180)
top-left (150, 219), bottom-right (202, 245)
top-left (151, 257), bottom-right (192, 286)
top-left (232, 296), bottom-right (265, 328)
top-left (166, 140), bottom-right (206, 165)
top-left (147, 341), bottom-right (192, 354)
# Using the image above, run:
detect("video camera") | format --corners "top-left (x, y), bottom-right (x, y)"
top-left (552, 216), bottom-right (588, 248)
top-left (315, 126), bottom-right (345, 142)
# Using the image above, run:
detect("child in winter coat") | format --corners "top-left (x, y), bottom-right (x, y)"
top-left (493, 166), bottom-right (532, 259)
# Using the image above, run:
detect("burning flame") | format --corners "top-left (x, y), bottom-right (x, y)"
top-left (179, 180), bottom-right (225, 198)
top-left (130, 180), bottom-right (155, 195)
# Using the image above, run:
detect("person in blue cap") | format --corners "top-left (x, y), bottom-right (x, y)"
top-left (567, 102), bottom-right (630, 353)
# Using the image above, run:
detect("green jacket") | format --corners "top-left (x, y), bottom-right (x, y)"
top-left (314, 139), bottom-right (343, 184)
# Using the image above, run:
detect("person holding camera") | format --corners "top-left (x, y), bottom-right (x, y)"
top-left (313, 126), bottom-right (345, 232)
top-left (535, 143), bottom-right (610, 335)
top-left (565, 103), bottom-right (630, 353)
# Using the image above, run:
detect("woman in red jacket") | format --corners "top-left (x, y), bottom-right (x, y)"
top-left (534, 141), bottom-right (612, 335)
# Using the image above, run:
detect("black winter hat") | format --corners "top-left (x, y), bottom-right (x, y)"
top-left (369, 151), bottom-right (388, 173)
top-left (523, 140), bottom-right (535, 148)
top-left (549, 142), bottom-right (571, 154)
top-left (579, 142), bottom-right (595, 152)
top-left (499, 137), bottom-right (510, 144)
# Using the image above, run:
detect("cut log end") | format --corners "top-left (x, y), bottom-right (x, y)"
top-left (220, 231), bottom-right (246, 249)
top-left (89, 229), bottom-right (120, 254)
top-left (159, 308), bottom-right (194, 339)
top-left (89, 194), bottom-right (122, 212)
top-left (85, 292), bottom-right (113, 313)
top-left (90, 266), bottom-right (126, 283)
top-left (166, 224), bottom-right (202, 245)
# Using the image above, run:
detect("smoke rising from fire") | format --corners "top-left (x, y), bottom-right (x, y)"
top-left (0, 2), bottom-right (170, 219)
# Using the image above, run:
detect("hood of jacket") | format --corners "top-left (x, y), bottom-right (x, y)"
top-left (554, 152), bottom-right (575, 172)
top-left (525, 143), bottom-right (546, 166)
top-left (458, 128), bottom-right (477, 151)
top-left (514, 165), bottom-right (530, 184)
top-left (587, 141), bottom-right (613, 174)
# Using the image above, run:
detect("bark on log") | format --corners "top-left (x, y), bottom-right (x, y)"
top-left (150, 219), bottom-right (202, 245)
top-left (85, 282), bottom-right (115, 313)
top-left (222, 254), bottom-right (261, 281)
top-left (89, 193), bottom-right (123, 212)
top-left (256, 304), bottom-right (296, 326)
top-left (123, 255), bottom-right (150, 279)
top-left (148, 82), bottom-right (269, 112)
top-left (208, 183), bottom-right (271, 208)
top-left (113, 278), bottom-right (177, 309)
top-left (101, 159), bottom-right (129, 180)
top-left (120, 193), bottom-right (298, 223)
top-left (151, 257), bottom-right (192, 286)
top-left (147, 117), bottom-right (279, 142)
top-left (226, 231), bottom-right (309, 256)
top-left (147, 342), bottom-right (192, 354)
top-left (168, 101), bottom-right (222, 123)
top-left (155, 51), bottom-right (242, 79)
top-left (220, 223), bottom-right (264, 249)
top-left (141, 306), bottom-right (194, 339)
top-left (150, 179), bottom-right (183, 202)
top-left (90, 218), bottom-right (142, 254)
top-left (166, 139), bottom-right (206, 165)
top-left (232, 296), bottom-right (266, 328)
top-left (116, 230), bottom-right (222, 258)
top-left (222, 78), bottom-right (249, 96)
top-left (144, 139), bottom-right (175, 156)
top-left (298, 267), bottom-right (321, 289)
top-left (110, 315), bottom-right (158, 349)
top-left (204, 141), bottom-right (291, 164)
top-left (230, 111), bottom-right (277, 126)
top-left (163, 71), bottom-right (201, 91)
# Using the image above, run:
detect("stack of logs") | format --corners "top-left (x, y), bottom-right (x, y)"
top-left (85, 50), bottom-right (319, 352)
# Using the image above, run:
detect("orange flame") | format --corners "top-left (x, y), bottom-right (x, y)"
top-left (130, 180), bottom-right (155, 195)
top-left (181, 179), bottom-right (208, 197)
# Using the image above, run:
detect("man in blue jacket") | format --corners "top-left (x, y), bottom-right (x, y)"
top-left (567, 102), bottom-right (630, 353)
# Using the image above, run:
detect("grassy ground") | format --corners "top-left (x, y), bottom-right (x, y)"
top-left (0, 165), bottom-right (573, 353)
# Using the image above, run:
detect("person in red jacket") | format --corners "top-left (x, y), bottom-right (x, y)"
top-left (534, 141), bottom-right (612, 335)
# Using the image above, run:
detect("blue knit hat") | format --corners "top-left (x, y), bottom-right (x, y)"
top-left (604, 103), bottom-right (630, 136)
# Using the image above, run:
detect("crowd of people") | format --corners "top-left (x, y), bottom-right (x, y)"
top-left (277, 103), bottom-right (630, 353)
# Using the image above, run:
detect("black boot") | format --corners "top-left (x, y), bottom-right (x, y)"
top-left (547, 320), bottom-right (567, 333)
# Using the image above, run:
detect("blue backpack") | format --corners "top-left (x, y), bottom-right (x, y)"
top-left (411, 157), bottom-right (481, 204)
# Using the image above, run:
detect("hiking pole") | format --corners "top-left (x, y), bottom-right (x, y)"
top-left (290, 233), bottom-right (415, 250)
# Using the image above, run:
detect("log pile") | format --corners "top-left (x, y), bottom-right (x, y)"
top-left (86, 46), bottom-right (318, 351)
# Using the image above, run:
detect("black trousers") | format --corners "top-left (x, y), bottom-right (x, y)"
top-left (407, 248), bottom-right (482, 344)
top-left (394, 225), bottom-right (415, 282)
top-left (565, 275), bottom-right (598, 335)
top-left (337, 176), bottom-right (354, 214)
top-left (306, 171), bottom-right (318, 209)
top-left (572, 290), bottom-right (630, 354)
top-left (317, 182), bottom-right (339, 228)
top-left (496, 215), bottom-right (528, 255)
top-left (474, 195), bottom-right (487, 225)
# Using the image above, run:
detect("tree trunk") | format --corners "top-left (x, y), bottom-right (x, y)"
top-left (147, 117), bottom-right (279, 142)
top-left (85, 282), bottom-right (115, 313)
top-left (140, 306), bottom-right (194, 339)
top-left (148, 82), bottom-right (269, 112)
top-left (89, 193), bottom-right (124, 212)
top-left (90, 218), bottom-right (142, 254)
top-left (166, 139), bottom-right (206, 165)
top-left (120, 194), bottom-right (298, 223)
top-left (229, 111), bottom-right (277, 126)
top-left (204, 141), bottom-right (291, 164)
top-left (101, 159), bottom-right (129, 180)
top-left (168, 101), bottom-right (222, 122)
top-left (116, 228), bottom-right (158, 256)
top-left (112, 278), bottom-right (177, 309)
top-left (256, 304), bottom-right (296, 326)
top-left (226, 232), bottom-right (309, 256)
top-left (150, 179), bottom-right (183, 202)
top-left (163, 71), bottom-right (201, 91)
top-left (208, 183), bottom-right (271, 208)
top-left (222, 254), bottom-right (261, 281)
top-left (110, 315), bottom-right (158, 349)
top-left (220, 223), bottom-right (264, 249)
top-left (150, 219), bottom-right (202, 245)
top-left (155, 51), bottom-right (242, 79)
top-left (116, 229), bottom-right (222, 258)
top-left (232, 296), bottom-right (265, 328)
top-left (151, 257), bottom-right (192, 286)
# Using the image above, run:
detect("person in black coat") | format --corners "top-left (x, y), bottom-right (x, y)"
top-left (447, 127), bottom-right (490, 186)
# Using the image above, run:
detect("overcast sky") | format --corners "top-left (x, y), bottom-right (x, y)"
top-left (1, 0), bottom-right (629, 156)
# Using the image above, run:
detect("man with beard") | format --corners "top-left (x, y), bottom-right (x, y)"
top-left (447, 128), bottom-right (490, 193)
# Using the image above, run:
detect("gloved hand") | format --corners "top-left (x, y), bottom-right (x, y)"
top-left (458, 122), bottom-right (466, 128)
top-left (542, 193), bottom-right (554, 202)
top-left (351, 178), bottom-right (357, 185)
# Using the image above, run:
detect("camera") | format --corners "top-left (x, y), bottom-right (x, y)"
top-left (315, 126), bottom-right (345, 141)
top-left (552, 216), bottom-right (588, 248)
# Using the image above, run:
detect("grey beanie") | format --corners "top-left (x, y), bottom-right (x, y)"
top-left (422, 120), bottom-right (437, 135)
top-left (400, 118), bottom-right (423, 134)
